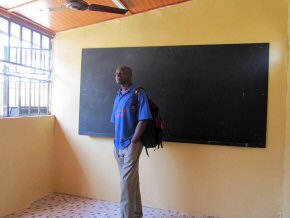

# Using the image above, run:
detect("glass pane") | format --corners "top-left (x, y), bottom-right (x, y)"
top-left (22, 48), bottom-right (31, 66)
top-left (22, 27), bottom-right (31, 45)
top-left (32, 32), bottom-right (41, 68)
top-left (32, 31), bottom-right (40, 48)
top-left (22, 28), bottom-right (31, 66)
top-left (9, 77), bottom-right (19, 107)
top-left (10, 36), bottom-right (21, 63)
top-left (35, 50), bottom-right (40, 68)
top-left (0, 33), bottom-right (9, 61)
top-left (44, 50), bottom-right (50, 70)
top-left (0, 17), bottom-right (8, 33)
top-left (42, 35), bottom-right (49, 49)
top-left (25, 80), bottom-right (30, 107)
top-left (11, 22), bottom-right (20, 38)
top-left (0, 74), bottom-right (4, 116)
top-left (10, 23), bottom-right (21, 63)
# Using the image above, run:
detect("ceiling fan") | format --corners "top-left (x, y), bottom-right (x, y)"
top-left (45, 0), bottom-right (128, 14)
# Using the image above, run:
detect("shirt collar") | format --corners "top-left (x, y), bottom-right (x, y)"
top-left (118, 84), bottom-right (135, 96)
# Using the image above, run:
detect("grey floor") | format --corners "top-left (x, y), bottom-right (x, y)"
top-left (5, 193), bottom-right (218, 218)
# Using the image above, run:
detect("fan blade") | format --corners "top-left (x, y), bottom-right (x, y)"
top-left (88, 4), bottom-right (128, 14)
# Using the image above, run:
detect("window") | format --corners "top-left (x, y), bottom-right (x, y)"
top-left (0, 16), bottom-right (53, 117)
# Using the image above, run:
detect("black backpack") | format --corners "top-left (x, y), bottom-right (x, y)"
top-left (134, 87), bottom-right (163, 156)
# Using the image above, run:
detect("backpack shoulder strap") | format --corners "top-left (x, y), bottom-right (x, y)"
top-left (134, 86), bottom-right (146, 104)
top-left (134, 86), bottom-right (145, 94)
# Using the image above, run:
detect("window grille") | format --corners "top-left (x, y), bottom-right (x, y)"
top-left (0, 16), bottom-right (52, 117)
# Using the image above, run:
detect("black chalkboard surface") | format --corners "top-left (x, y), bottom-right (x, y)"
top-left (79, 43), bottom-right (269, 147)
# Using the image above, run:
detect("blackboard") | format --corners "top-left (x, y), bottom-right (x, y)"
top-left (79, 43), bottom-right (269, 147)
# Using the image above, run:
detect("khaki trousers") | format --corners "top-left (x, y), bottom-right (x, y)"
top-left (114, 141), bottom-right (143, 218)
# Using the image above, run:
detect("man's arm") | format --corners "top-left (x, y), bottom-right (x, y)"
top-left (131, 120), bottom-right (147, 144)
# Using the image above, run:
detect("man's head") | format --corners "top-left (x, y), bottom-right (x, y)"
top-left (115, 65), bottom-right (132, 85)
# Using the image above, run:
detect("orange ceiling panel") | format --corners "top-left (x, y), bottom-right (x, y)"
top-left (0, 0), bottom-right (190, 33)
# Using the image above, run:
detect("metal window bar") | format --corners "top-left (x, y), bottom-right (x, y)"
top-left (2, 47), bottom-right (50, 73)
top-left (47, 79), bottom-right (50, 114)
top-left (33, 81), bottom-right (36, 110)
top-left (20, 28), bottom-right (22, 65)
top-left (0, 73), bottom-right (50, 117)
top-left (30, 30), bottom-right (33, 68)
top-left (7, 21), bottom-right (11, 63)
top-left (4, 75), bottom-right (9, 116)
top-left (18, 77), bottom-right (21, 113)
top-left (24, 79), bottom-right (26, 106)
top-left (40, 35), bottom-right (42, 71)
top-left (0, 18), bottom-right (52, 117)
top-left (29, 79), bottom-right (31, 116)
top-left (38, 81), bottom-right (40, 115)
top-left (0, 59), bottom-right (50, 74)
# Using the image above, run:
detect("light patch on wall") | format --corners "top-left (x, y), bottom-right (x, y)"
top-left (270, 44), bottom-right (285, 70)
top-left (152, 10), bottom-right (162, 17)
top-left (192, 0), bottom-right (215, 4)
top-left (111, 19), bottom-right (121, 24)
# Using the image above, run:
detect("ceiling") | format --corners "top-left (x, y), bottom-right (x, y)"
top-left (0, 0), bottom-right (189, 35)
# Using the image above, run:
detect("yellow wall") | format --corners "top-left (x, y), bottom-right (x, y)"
top-left (283, 2), bottom-right (290, 216)
top-left (52, 0), bottom-right (288, 217)
top-left (0, 116), bottom-right (55, 217)
top-left (284, 90), bottom-right (290, 215)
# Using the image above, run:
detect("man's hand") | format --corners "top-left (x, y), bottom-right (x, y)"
top-left (131, 120), bottom-right (147, 144)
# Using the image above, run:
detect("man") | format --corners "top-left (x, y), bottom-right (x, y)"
top-left (111, 65), bottom-right (152, 218)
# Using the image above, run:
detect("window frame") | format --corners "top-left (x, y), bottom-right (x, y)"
top-left (0, 15), bottom-right (54, 117)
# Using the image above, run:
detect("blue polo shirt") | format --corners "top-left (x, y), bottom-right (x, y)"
top-left (111, 85), bottom-right (152, 149)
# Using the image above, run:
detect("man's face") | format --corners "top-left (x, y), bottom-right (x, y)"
top-left (115, 68), bottom-right (131, 85)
